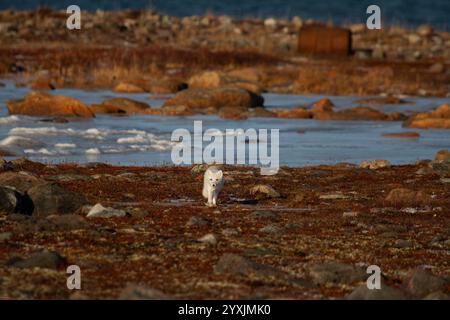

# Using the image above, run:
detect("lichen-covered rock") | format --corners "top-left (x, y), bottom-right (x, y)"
top-left (27, 183), bottom-right (88, 218)
top-left (404, 104), bottom-right (450, 129)
top-left (91, 97), bottom-right (152, 115)
top-left (0, 171), bottom-right (46, 193)
top-left (113, 82), bottom-right (146, 93)
top-left (385, 188), bottom-right (429, 206)
top-left (162, 87), bottom-right (264, 114)
top-left (7, 91), bottom-right (94, 118)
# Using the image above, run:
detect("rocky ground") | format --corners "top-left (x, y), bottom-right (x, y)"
top-left (0, 9), bottom-right (449, 96)
top-left (0, 156), bottom-right (449, 299)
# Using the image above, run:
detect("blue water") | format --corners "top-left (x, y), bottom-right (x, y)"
top-left (1, 80), bottom-right (450, 167)
top-left (1, 0), bottom-right (449, 30)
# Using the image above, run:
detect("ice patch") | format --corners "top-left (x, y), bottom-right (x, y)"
top-left (55, 143), bottom-right (76, 148)
top-left (85, 148), bottom-right (101, 155)
top-left (117, 132), bottom-right (175, 152)
top-left (0, 115), bottom-right (19, 124)
top-left (10, 127), bottom-right (148, 140)
top-left (0, 135), bottom-right (45, 149)
top-left (24, 148), bottom-right (57, 156)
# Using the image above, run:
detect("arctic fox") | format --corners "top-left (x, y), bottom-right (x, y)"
top-left (202, 166), bottom-right (224, 207)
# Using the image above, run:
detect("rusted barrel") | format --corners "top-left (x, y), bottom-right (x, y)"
top-left (297, 25), bottom-right (352, 56)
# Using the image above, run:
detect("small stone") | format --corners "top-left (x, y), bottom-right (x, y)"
top-left (292, 16), bottom-right (303, 29)
top-left (429, 63), bottom-right (445, 74)
top-left (435, 149), bottom-right (450, 162)
top-left (393, 239), bottom-right (413, 248)
top-left (249, 185), bottom-right (281, 199)
top-left (264, 18), bottom-right (277, 29)
top-left (250, 210), bottom-right (280, 220)
top-left (343, 211), bottom-right (359, 218)
top-left (372, 47), bottom-right (386, 59)
top-left (408, 33), bottom-right (422, 45)
top-left (126, 207), bottom-right (149, 218)
top-left (186, 216), bottom-right (211, 227)
top-left (259, 224), bottom-right (283, 234)
top-left (0, 232), bottom-right (12, 242)
top-left (86, 203), bottom-right (127, 218)
top-left (360, 159), bottom-right (390, 170)
top-left (198, 233), bottom-right (218, 245)
top-left (319, 193), bottom-right (350, 200)
top-left (221, 228), bottom-right (239, 236)
top-left (417, 24), bottom-right (433, 36)
top-left (191, 164), bottom-right (209, 174)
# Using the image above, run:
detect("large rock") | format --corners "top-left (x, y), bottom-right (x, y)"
top-left (218, 106), bottom-right (248, 120)
top-left (0, 171), bottom-right (46, 192)
top-left (7, 250), bottom-right (67, 269)
top-left (162, 87), bottom-right (264, 115)
top-left (435, 149), bottom-right (450, 162)
top-left (144, 78), bottom-right (187, 94)
top-left (113, 82), bottom-right (146, 93)
top-left (7, 91), bottom-right (94, 118)
top-left (276, 107), bottom-right (312, 119)
top-left (310, 99), bottom-right (390, 121)
top-left (90, 98), bottom-right (151, 115)
top-left (0, 186), bottom-right (34, 215)
top-left (27, 183), bottom-right (87, 218)
top-left (404, 267), bottom-right (447, 298)
top-left (331, 107), bottom-right (388, 121)
top-left (346, 284), bottom-right (407, 300)
top-left (385, 188), bottom-right (429, 206)
top-left (188, 71), bottom-right (263, 94)
top-left (356, 96), bottom-right (408, 105)
top-left (307, 261), bottom-right (366, 285)
top-left (404, 104), bottom-right (450, 129)
top-left (214, 253), bottom-right (313, 287)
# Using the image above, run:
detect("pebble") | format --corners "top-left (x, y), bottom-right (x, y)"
top-left (342, 211), bottom-right (359, 218)
top-left (259, 224), bottom-right (283, 234)
top-left (197, 233), bottom-right (218, 245)
top-left (186, 216), bottom-right (212, 227)
top-left (393, 239), bottom-right (413, 248)
top-left (250, 210), bottom-right (280, 220)
top-left (249, 184), bottom-right (281, 199)
top-left (86, 203), bottom-right (127, 218)
top-left (0, 232), bottom-right (12, 242)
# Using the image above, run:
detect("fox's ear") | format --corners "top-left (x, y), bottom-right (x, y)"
top-left (217, 170), bottom-right (223, 178)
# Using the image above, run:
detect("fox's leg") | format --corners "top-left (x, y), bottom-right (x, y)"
top-left (207, 190), bottom-right (213, 206)
top-left (212, 192), bottom-right (217, 206)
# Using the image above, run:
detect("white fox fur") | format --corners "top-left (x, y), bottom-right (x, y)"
top-left (202, 166), bottom-right (224, 206)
